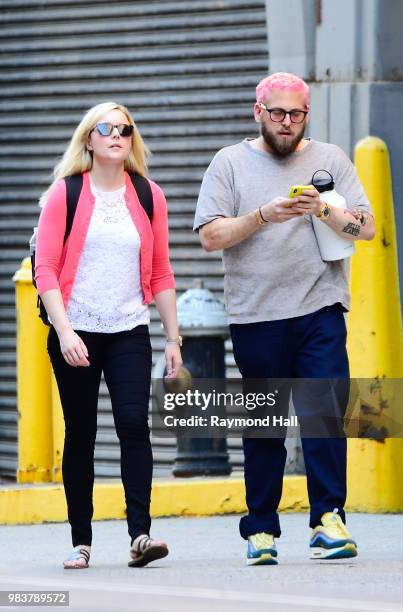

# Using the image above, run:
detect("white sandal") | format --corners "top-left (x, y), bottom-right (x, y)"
top-left (63, 545), bottom-right (91, 569)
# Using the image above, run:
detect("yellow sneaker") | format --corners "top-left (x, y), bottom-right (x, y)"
top-left (310, 508), bottom-right (357, 560)
top-left (247, 532), bottom-right (278, 565)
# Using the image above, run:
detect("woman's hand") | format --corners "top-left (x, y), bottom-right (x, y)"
top-left (58, 328), bottom-right (90, 367)
top-left (164, 343), bottom-right (183, 379)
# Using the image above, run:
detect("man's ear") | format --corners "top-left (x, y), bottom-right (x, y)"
top-left (253, 102), bottom-right (262, 123)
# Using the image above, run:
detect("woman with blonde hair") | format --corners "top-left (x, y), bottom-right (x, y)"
top-left (35, 102), bottom-right (182, 569)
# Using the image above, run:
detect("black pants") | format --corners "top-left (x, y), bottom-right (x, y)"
top-left (47, 325), bottom-right (152, 547)
top-left (230, 304), bottom-right (349, 538)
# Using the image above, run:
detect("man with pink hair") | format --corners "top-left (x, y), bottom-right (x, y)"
top-left (194, 72), bottom-right (375, 565)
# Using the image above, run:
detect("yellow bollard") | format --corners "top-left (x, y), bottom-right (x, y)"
top-left (13, 258), bottom-right (53, 483)
top-left (348, 136), bottom-right (403, 377)
top-left (346, 136), bottom-right (403, 511)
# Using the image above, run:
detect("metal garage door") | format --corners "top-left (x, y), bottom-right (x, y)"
top-left (0, 0), bottom-right (269, 478)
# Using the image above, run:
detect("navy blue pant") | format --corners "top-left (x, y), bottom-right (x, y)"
top-left (230, 304), bottom-right (349, 539)
top-left (48, 325), bottom-right (152, 547)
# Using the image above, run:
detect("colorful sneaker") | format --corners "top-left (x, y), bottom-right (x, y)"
top-left (310, 508), bottom-right (358, 560)
top-left (247, 532), bottom-right (278, 566)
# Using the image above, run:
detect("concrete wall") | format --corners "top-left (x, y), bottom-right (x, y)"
top-left (266, 0), bottom-right (403, 296)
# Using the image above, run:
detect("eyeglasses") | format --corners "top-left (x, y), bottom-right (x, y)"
top-left (259, 103), bottom-right (308, 124)
top-left (93, 123), bottom-right (134, 137)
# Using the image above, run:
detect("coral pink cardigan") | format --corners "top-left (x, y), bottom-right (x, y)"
top-left (35, 171), bottom-right (175, 307)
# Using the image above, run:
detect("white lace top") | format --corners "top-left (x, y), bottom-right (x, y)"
top-left (66, 181), bottom-right (150, 333)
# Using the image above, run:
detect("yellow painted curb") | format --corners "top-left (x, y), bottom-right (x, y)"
top-left (0, 476), bottom-right (309, 525)
top-left (1, 470), bottom-right (399, 526)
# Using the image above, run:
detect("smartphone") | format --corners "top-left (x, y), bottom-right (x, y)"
top-left (288, 184), bottom-right (315, 198)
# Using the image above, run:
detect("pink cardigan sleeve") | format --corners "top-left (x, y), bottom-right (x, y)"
top-left (149, 180), bottom-right (175, 296)
top-left (35, 179), bottom-right (67, 294)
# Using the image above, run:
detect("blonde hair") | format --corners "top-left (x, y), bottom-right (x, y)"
top-left (39, 101), bottom-right (150, 207)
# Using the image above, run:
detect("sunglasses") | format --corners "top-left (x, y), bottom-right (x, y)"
top-left (93, 122), bottom-right (134, 137)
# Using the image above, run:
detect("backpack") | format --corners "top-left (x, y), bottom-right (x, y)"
top-left (30, 172), bottom-right (154, 325)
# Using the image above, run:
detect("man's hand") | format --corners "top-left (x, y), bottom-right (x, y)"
top-left (292, 190), bottom-right (375, 235)
top-left (260, 196), bottom-right (304, 223)
top-left (291, 188), bottom-right (322, 217)
top-left (288, 189), bottom-right (375, 241)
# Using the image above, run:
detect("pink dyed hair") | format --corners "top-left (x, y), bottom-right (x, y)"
top-left (256, 72), bottom-right (310, 107)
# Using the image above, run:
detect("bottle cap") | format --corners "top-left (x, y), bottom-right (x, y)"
top-left (311, 169), bottom-right (334, 193)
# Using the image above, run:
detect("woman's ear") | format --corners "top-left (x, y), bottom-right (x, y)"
top-left (86, 132), bottom-right (93, 151)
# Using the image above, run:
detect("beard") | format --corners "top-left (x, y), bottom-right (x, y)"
top-left (261, 122), bottom-right (306, 157)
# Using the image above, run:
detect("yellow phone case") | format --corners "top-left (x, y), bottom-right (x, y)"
top-left (288, 184), bottom-right (315, 198)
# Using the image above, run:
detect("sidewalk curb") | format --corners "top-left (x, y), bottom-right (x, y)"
top-left (0, 476), bottom-right (309, 525)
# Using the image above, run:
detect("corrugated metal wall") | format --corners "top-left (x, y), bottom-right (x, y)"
top-left (0, 0), bottom-right (269, 478)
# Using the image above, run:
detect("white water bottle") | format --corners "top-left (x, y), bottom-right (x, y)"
top-left (311, 170), bottom-right (355, 261)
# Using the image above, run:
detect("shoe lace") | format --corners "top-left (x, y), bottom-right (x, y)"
top-left (322, 508), bottom-right (350, 537)
top-left (250, 532), bottom-right (274, 549)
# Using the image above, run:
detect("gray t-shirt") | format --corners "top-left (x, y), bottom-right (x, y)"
top-left (194, 138), bottom-right (372, 324)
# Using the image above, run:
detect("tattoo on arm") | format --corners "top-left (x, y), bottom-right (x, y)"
top-left (352, 208), bottom-right (368, 226)
top-left (342, 221), bottom-right (360, 236)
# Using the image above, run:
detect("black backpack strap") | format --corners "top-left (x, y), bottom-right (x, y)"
top-left (32, 174), bottom-right (82, 327)
top-left (129, 172), bottom-right (153, 222)
top-left (64, 174), bottom-right (83, 243)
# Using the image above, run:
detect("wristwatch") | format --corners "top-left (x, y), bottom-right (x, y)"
top-left (317, 202), bottom-right (331, 219)
top-left (166, 335), bottom-right (183, 347)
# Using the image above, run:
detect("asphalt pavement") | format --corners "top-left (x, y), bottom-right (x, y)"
top-left (0, 513), bottom-right (402, 612)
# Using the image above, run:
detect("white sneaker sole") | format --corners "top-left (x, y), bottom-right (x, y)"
top-left (246, 552), bottom-right (278, 566)
top-left (310, 543), bottom-right (357, 560)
